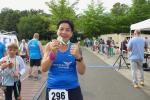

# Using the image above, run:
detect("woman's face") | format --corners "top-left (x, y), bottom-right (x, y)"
top-left (57, 23), bottom-right (73, 41)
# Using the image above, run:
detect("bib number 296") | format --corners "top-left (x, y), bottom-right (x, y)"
top-left (49, 89), bottom-right (68, 100)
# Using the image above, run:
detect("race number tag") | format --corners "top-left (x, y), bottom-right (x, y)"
top-left (49, 89), bottom-right (68, 100)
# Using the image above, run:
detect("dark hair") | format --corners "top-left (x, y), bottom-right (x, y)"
top-left (57, 19), bottom-right (74, 32)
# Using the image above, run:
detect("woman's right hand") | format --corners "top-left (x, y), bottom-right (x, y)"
top-left (46, 39), bottom-right (60, 53)
top-left (42, 39), bottom-right (60, 72)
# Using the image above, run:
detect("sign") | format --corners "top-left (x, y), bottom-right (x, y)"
top-left (49, 89), bottom-right (68, 100)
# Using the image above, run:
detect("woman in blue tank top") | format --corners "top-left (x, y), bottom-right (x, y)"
top-left (41, 19), bottom-right (86, 100)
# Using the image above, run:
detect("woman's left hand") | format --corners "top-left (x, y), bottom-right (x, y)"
top-left (70, 42), bottom-right (81, 59)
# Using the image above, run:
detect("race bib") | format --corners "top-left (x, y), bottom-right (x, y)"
top-left (49, 89), bottom-right (68, 100)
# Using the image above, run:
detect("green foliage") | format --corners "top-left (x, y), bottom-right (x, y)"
top-left (78, 1), bottom-right (112, 37)
top-left (111, 2), bottom-right (129, 16)
top-left (17, 14), bottom-right (50, 39)
top-left (46, 0), bottom-right (78, 31)
top-left (0, 8), bottom-right (20, 31)
top-left (129, 0), bottom-right (150, 23)
top-left (41, 40), bottom-right (49, 45)
top-left (0, 0), bottom-right (150, 40)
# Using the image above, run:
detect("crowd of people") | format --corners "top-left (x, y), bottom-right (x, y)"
top-left (84, 29), bottom-right (150, 88)
top-left (84, 37), bottom-right (120, 57)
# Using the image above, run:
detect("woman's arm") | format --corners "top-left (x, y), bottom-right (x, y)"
top-left (76, 57), bottom-right (86, 75)
top-left (41, 43), bottom-right (53, 72)
top-left (70, 42), bottom-right (86, 75)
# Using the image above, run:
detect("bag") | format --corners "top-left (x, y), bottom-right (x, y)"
top-left (143, 63), bottom-right (148, 68)
top-left (0, 70), bottom-right (6, 91)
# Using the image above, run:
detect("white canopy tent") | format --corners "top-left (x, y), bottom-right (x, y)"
top-left (130, 19), bottom-right (150, 31)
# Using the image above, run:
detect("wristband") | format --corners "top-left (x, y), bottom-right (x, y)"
top-left (49, 51), bottom-right (56, 61)
top-left (75, 57), bottom-right (83, 62)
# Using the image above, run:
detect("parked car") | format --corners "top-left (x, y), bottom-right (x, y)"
top-left (0, 30), bottom-right (19, 47)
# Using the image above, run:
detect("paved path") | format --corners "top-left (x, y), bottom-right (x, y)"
top-left (0, 64), bottom-right (47, 100)
top-left (80, 48), bottom-right (150, 100)
top-left (85, 46), bottom-right (150, 96)
top-left (0, 47), bottom-right (150, 100)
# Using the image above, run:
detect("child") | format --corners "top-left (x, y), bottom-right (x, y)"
top-left (0, 43), bottom-right (25, 100)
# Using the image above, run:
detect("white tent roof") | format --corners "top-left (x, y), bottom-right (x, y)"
top-left (130, 19), bottom-right (150, 31)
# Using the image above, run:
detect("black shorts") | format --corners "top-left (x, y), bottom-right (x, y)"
top-left (4, 86), bottom-right (13, 100)
top-left (30, 59), bottom-right (41, 67)
top-left (46, 86), bottom-right (83, 100)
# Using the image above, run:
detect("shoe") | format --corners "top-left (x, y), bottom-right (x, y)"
top-left (38, 70), bottom-right (42, 74)
top-left (33, 76), bottom-right (41, 81)
top-left (133, 84), bottom-right (139, 88)
top-left (140, 81), bottom-right (144, 86)
top-left (28, 75), bottom-right (34, 80)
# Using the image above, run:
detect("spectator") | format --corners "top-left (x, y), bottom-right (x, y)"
top-left (127, 29), bottom-right (145, 88)
top-left (144, 37), bottom-right (148, 52)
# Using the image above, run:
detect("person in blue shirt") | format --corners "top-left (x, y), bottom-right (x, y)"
top-left (0, 41), bottom-right (6, 59)
top-left (127, 29), bottom-right (145, 88)
top-left (41, 19), bottom-right (86, 100)
top-left (27, 33), bottom-right (43, 80)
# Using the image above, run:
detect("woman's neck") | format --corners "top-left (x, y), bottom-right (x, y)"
top-left (59, 44), bottom-right (68, 52)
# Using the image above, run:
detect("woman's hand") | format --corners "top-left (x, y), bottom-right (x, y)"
top-left (48, 40), bottom-right (61, 53)
top-left (70, 42), bottom-right (81, 59)
top-left (41, 40), bottom-right (60, 72)
top-left (70, 42), bottom-right (86, 75)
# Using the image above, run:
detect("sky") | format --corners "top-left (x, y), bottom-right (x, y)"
top-left (0, 0), bottom-right (132, 14)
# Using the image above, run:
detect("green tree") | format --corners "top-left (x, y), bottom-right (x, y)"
top-left (46, 0), bottom-right (78, 31)
top-left (17, 14), bottom-right (50, 39)
top-left (129, 0), bottom-right (150, 23)
top-left (110, 3), bottom-right (130, 33)
top-left (0, 8), bottom-right (20, 31)
top-left (0, 8), bottom-right (45, 32)
top-left (111, 2), bottom-right (129, 16)
top-left (78, 1), bottom-right (113, 37)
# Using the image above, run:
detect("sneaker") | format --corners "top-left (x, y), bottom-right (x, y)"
top-left (38, 74), bottom-right (42, 80)
top-left (38, 70), bottom-right (42, 74)
top-left (140, 81), bottom-right (144, 86)
top-left (133, 84), bottom-right (139, 88)
top-left (33, 76), bottom-right (41, 81)
top-left (28, 75), bottom-right (34, 80)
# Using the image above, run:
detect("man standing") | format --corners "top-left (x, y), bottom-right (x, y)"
top-left (0, 41), bottom-right (6, 59)
top-left (127, 30), bottom-right (145, 88)
top-left (27, 33), bottom-right (43, 80)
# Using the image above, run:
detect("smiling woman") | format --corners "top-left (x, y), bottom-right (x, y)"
top-left (41, 19), bottom-right (86, 100)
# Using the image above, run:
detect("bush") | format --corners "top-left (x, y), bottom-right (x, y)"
top-left (41, 40), bottom-right (48, 45)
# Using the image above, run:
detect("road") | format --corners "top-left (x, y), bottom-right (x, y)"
top-left (80, 48), bottom-right (150, 100)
